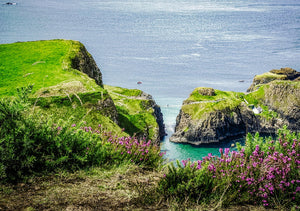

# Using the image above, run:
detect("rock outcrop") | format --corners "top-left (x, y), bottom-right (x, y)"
top-left (170, 70), bottom-right (300, 146)
top-left (71, 43), bottom-right (103, 87)
top-left (247, 67), bottom-right (300, 92)
top-left (142, 93), bottom-right (166, 144)
top-left (104, 85), bottom-right (165, 145)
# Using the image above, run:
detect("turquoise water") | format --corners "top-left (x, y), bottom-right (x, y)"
top-left (1, 0), bottom-right (299, 161)
top-left (157, 97), bottom-right (245, 162)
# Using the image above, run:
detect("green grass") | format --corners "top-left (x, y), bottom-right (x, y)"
top-left (0, 40), bottom-right (163, 141)
top-left (254, 72), bottom-right (287, 81)
top-left (0, 40), bottom-right (127, 135)
top-left (30, 92), bottom-right (126, 135)
top-left (186, 88), bottom-right (244, 103)
top-left (244, 86), bottom-right (265, 106)
top-left (182, 88), bottom-right (245, 120)
top-left (105, 85), bottom-right (159, 141)
top-left (104, 85), bottom-right (143, 97)
top-left (0, 39), bottom-right (101, 97)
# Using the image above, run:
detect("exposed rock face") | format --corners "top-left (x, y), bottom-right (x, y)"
top-left (170, 103), bottom-right (285, 145)
top-left (247, 67), bottom-right (300, 92)
top-left (197, 87), bottom-right (216, 96)
top-left (170, 69), bottom-right (299, 146)
top-left (136, 92), bottom-right (166, 145)
top-left (71, 44), bottom-right (103, 87)
top-left (262, 81), bottom-right (300, 131)
top-left (270, 67), bottom-right (300, 80)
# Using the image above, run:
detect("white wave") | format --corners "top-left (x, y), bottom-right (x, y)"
top-left (92, 1), bottom-right (266, 13)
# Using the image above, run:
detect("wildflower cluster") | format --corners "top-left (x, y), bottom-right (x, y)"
top-left (159, 127), bottom-right (300, 208)
top-left (80, 124), bottom-right (164, 168)
top-left (0, 97), bottom-right (164, 183)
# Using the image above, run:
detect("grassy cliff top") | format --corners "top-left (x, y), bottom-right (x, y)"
top-left (0, 39), bottom-right (102, 97)
top-left (253, 72), bottom-right (287, 81)
top-left (186, 87), bottom-right (244, 103)
top-left (182, 88), bottom-right (245, 120)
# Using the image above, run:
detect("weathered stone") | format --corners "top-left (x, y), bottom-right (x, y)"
top-left (197, 88), bottom-right (216, 96)
top-left (247, 67), bottom-right (300, 92)
top-left (71, 44), bottom-right (103, 87)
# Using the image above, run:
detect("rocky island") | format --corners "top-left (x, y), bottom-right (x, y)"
top-left (170, 68), bottom-right (300, 145)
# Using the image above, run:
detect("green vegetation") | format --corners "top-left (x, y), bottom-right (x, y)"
top-left (186, 87), bottom-right (243, 102)
top-left (0, 40), bottom-right (162, 139)
top-left (1, 40), bottom-right (299, 209)
top-left (104, 84), bottom-right (143, 97)
top-left (105, 85), bottom-right (159, 141)
top-left (254, 71), bottom-right (287, 81)
top-left (159, 127), bottom-right (300, 209)
top-left (0, 39), bottom-right (102, 97)
top-left (0, 97), bottom-right (163, 183)
top-left (182, 88), bottom-right (245, 120)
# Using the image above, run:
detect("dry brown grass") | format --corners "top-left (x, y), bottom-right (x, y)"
top-left (0, 164), bottom-right (167, 211)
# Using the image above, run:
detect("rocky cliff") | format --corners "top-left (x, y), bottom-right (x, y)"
top-left (170, 69), bottom-right (300, 145)
top-left (70, 43), bottom-right (103, 87)
top-left (247, 67), bottom-right (300, 92)
top-left (104, 85), bottom-right (165, 145)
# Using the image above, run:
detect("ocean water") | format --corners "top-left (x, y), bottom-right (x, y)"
top-left (1, 0), bottom-right (299, 161)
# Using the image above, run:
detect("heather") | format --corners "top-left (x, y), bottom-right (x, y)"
top-left (159, 126), bottom-right (300, 209)
top-left (0, 97), bottom-right (163, 183)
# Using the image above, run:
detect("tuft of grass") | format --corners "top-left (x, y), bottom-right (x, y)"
top-left (254, 72), bottom-right (287, 81)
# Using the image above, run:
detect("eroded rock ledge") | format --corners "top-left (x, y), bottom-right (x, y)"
top-left (170, 68), bottom-right (300, 145)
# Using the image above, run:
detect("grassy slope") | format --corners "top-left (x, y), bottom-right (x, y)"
top-left (0, 39), bottom-right (103, 96)
top-left (0, 40), bottom-right (125, 134)
top-left (104, 85), bottom-right (159, 141)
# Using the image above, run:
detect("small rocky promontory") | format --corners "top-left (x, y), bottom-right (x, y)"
top-left (170, 68), bottom-right (300, 145)
top-left (104, 85), bottom-right (165, 145)
top-left (247, 67), bottom-right (300, 92)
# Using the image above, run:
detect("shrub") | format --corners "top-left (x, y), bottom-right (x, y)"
top-left (0, 98), bottom-right (164, 183)
top-left (159, 128), bottom-right (300, 209)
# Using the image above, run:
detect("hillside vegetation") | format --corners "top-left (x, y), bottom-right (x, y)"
top-left (0, 39), bottom-right (163, 139)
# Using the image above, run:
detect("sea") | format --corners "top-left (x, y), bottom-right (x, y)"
top-left (1, 0), bottom-right (299, 162)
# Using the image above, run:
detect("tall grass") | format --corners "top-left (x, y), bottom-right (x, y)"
top-left (0, 97), bottom-right (163, 183)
